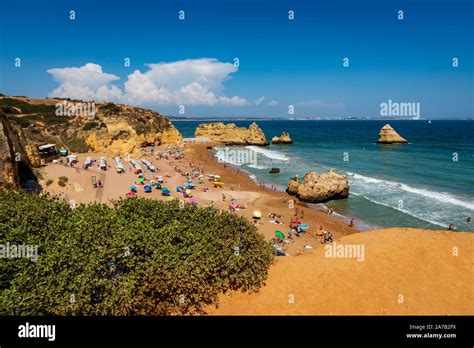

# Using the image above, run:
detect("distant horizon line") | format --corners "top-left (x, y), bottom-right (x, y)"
top-left (169, 116), bottom-right (474, 121)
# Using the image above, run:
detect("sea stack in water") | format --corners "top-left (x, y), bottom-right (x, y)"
top-left (286, 170), bottom-right (349, 203)
top-left (377, 124), bottom-right (408, 144)
top-left (272, 131), bottom-right (293, 144)
top-left (269, 167), bottom-right (280, 174)
top-left (195, 122), bottom-right (268, 146)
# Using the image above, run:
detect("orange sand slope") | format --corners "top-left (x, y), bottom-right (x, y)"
top-left (210, 228), bottom-right (473, 315)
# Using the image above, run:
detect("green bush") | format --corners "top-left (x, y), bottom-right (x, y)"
top-left (57, 176), bottom-right (69, 187)
top-left (82, 121), bottom-right (99, 131)
top-left (0, 98), bottom-right (56, 117)
top-left (0, 191), bottom-right (274, 315)
top-left (99, 102), bottom-right (121, 114)
top-left (63, 137), bottom-right (91, 153)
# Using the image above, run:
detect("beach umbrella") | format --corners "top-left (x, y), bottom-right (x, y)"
top-left (275, 230), bottom-right (285, 239)
top-left (167, 196), bottom-right (174, 201)
top-left (253, 210), bottom-right (262, 219)
top-left (176, 185), bottom-right (183, 192)
top-left (298, 223), bottom-right (309, 230)
top-left (291, 220), bottom-right (301, 225)
top-left (273, 244), bottom-right (283, 252)
top-left (144, 185), bottom-right (152, 193)
top-left (126, 191), bottom-right (135, 197)
top-left (185, 189), bottom-right (192, 195)
top-left (189, 197), bottom-right (198, 204)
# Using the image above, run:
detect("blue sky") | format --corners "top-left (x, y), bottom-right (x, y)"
top-left (0, 0), bottom-right (472, 118)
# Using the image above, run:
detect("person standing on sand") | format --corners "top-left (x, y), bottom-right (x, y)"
top-left (467, 217), bottom-right (472, 224)
top-left (349, 218), bottom-right (355, 227)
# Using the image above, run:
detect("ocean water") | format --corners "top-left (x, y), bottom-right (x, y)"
top-left (175, 120), bottom-right (474, 231)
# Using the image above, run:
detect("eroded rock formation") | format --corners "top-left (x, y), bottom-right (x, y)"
top-left (0, 111), bottom-right (38, 189)
top-left (286, 170), bottom-right (349, 203)
top-left (1, 98), bottom-right (184, 157)
top-left (377, 124), bottom-right (408, 144)
top-left (272, 131), bottom-right (293, 144)
top-left (195, 122), bottom-right (268, 146)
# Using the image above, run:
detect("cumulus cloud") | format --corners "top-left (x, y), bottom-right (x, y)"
top-left (47, 63), bottom-right (121, 101)
top-left (47, 59), bottom-right (249, 106)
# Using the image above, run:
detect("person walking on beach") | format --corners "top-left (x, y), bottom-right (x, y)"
top-left (349, 218), bottom-right (355, 227)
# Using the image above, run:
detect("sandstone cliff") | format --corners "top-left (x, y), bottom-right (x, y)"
top-left (271, 131), bottom-right (293, 144)
top-left (286, 169), bottom-right (349, 203)
top-left (377, 124), bottom-right (408, 144)
top-left (195, 122), bottom-right (268, 146)
top-left (1, 98), bottom-right (183, 157)
top-left (0, 111), bottom-right (38, 189)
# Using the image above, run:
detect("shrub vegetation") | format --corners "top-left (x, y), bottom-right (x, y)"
top-left (0, 191), bottom-right (274, 315)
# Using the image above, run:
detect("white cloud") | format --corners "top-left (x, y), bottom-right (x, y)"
top-left (254, 96), bottom-right (265, 105)
top-left (268, 100), bottom-right (279, 106)
top-left (47, 59), bottom-right (249, 106)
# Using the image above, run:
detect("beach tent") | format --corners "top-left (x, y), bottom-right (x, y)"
top-left (275, 230), bottom-right (285, 239)
top-left (176, 185), bottom-right (183, 192)
top-left (166, 196), bottom-right (174, 201)
top-left (130, 185), bottom-right (137, 192)
top-left (298, 223), bottom-right (309, 230)
top-left (253, 210), bottom-right (262, 219)
top-left (144, 185), bottom-right (152, 193)
top-left (138, 177), bottom-right (145, 184)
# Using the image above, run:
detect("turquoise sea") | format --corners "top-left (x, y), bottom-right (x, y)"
top-left (175, 120), bottom-right (474, 231)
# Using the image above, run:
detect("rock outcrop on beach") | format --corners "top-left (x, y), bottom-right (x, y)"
top-left (194, 122), bottom-right (269, 146)
top-left (0, 97), bottom-right (183, 157)
top-left (286, 169), bottom-right (349, 203)
top-left (271, 131), bottom-right (293, 144)
top-left (377, 124), bottom-right (408, 144)
top-left (0, 111), bottom-right (39, 189)
top-left (287, 175), bottom-right (300, 195)
top-left (269, 167), bottom-right (280, 174)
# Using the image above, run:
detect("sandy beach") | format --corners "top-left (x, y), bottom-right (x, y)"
top-left (40, 142), bottom-right (359, 256)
